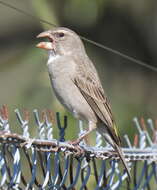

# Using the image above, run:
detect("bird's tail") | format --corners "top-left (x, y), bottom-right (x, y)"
top-left (100, 131), bottom-right (131, 180)
top-left (113, 142), bottom-right (131, 180)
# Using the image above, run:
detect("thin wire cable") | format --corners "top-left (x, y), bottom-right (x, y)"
top-left (0, 1), bottom-right (157, 72)
top-left (81, 36), bottom-right (157, 72)
top-left (0, 1), bottom-right (57, 27)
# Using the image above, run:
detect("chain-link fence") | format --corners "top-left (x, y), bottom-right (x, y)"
top-left (0, 105), bottom-right (157, 189)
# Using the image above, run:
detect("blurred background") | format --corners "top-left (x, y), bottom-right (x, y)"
top-left (0, 0), bottom-right (157, 144)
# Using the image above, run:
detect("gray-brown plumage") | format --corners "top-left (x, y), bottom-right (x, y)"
top-left (36, 27), bottom-right (131, 179)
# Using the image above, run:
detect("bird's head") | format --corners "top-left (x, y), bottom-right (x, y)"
top-left (36, 27), bottom-right (85, 56)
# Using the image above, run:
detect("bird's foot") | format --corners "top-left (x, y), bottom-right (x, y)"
top-left (68, 140), bottom-right (84, 156)
top-left (69, 138), bottom-right (82, 146)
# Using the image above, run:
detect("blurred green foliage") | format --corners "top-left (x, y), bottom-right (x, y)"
top-left (0, 0), bottom-right (157, 144)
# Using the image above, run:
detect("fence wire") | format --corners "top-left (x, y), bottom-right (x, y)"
top-left (0, 105), bottom-right (157, 189)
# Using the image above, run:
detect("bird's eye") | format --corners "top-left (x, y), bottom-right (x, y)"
top-left (56, 32), bottom-right (65, 38)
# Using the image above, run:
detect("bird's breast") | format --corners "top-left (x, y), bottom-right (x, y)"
top-left (46, 55), bottom-right (97, 123)
top-left (47, 55), bottom-right (77, 79)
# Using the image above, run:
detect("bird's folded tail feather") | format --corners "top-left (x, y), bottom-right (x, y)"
top-left (100, 132), bottom-right (131, 180)
top-left (114, 143), bottom-right (131, 180)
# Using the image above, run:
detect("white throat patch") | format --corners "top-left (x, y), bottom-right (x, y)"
top-left (47, 50), bottom-right (60, 65)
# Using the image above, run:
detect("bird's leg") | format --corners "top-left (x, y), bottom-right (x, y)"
top-left (70, 121), bottom-right (97, 145)
top-left (71, 129), bottom-right (94, 145)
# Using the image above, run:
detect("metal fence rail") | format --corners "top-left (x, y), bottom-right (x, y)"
top-left (0, 105), bottom-right (157, 189)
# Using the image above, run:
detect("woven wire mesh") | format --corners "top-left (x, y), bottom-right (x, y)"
top-left (0, 105), bottom-right (157, 189)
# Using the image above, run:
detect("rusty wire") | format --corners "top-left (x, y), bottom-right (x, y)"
top-left (0, 105), bottom-right (157, 189)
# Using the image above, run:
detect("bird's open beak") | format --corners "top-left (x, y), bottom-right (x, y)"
top-left (36, 31), bottom-right (54, 50)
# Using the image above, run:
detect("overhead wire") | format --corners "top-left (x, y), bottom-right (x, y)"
top-left (0, 1), bottom-right (157, 72)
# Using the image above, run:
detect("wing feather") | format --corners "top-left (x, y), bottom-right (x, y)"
top-left (73, 76), bottom-right (121, 145)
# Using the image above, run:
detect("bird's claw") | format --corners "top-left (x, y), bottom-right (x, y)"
top-left (69, 138), bottom-right (82, 146)
top-left (68, 139), bottom-right (85, 156)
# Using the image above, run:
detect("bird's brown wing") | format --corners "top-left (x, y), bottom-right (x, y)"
top-left (73, 75), bottom-right (121, 145)
top-left (73, 70), bottom-right (131, 178)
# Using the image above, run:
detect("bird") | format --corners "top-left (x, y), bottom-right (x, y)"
top-left (36, 27), bottom-right (131, 179)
